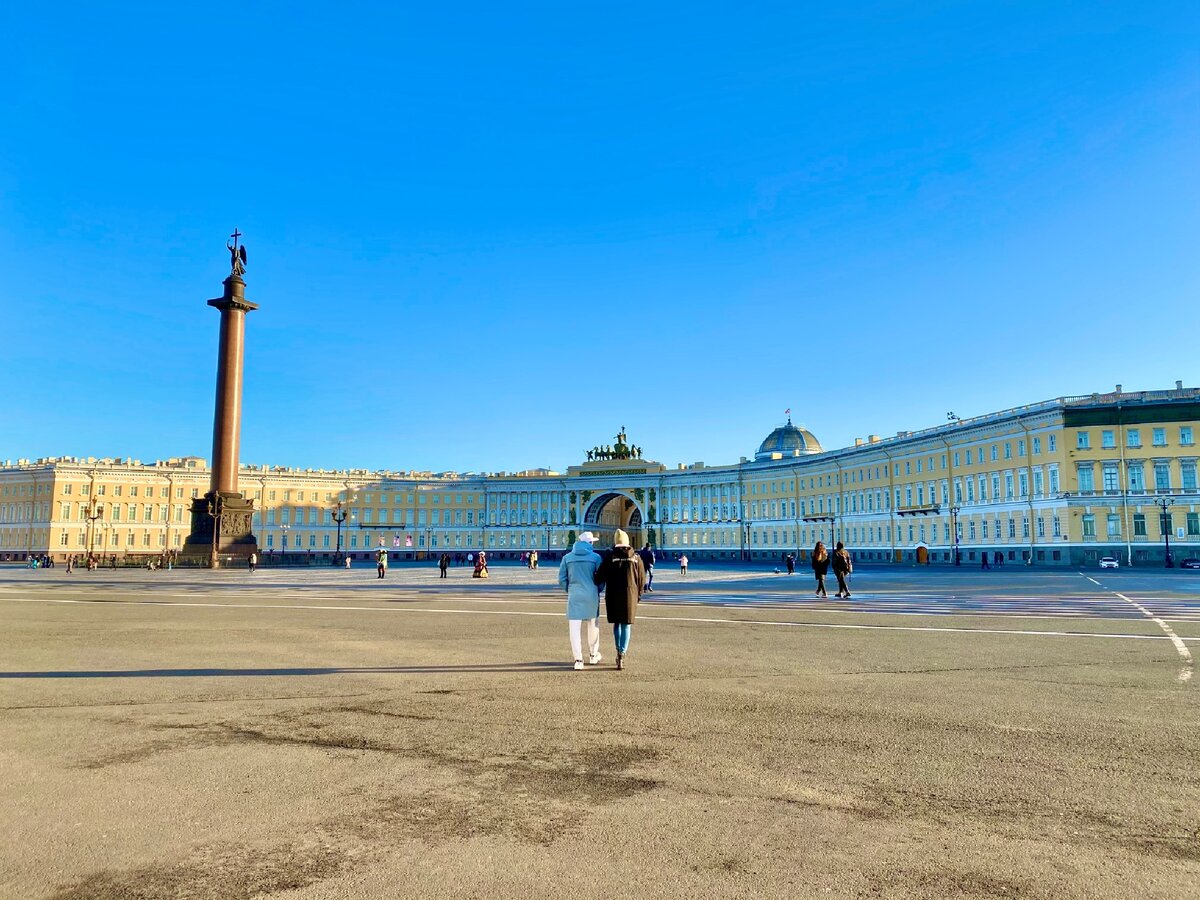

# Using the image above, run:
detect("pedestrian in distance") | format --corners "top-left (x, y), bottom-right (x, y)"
top-left (679, 553), bottom-right (688, 576)
top-left (248, 551), bottom-right (257, 573)
top-left (376, 547), bottom-right (388, 579)
top-left (345, 555), bottom-right (352, 569)
top-left (439, 552), bottom-right (450, 578)
top-left (595, 529), bottom-right (646, 671)
top-left (637, 542), bottom-right (656, 591)
top-left (473, 550), bottom-right (489, 578)
top-left (529, 549), bottom-right (539, 570)
top-left (831, 541), bottom-right (852, 598)
top-left (786, 553), bottom-right (796, 575)
top-left (558, 531), bottom-right (603, 670)
top-left (811, 541), bottom-right (830, 597)
top-left (66, 555), bottom-right (74, 574)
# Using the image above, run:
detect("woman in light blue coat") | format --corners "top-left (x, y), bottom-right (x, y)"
top-left (557, 531), bottom-right (604, 670)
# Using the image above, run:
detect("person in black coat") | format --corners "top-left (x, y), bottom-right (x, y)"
top-left (595, 529), bottom-right (646, 670)
top-left (637, 542), bottom-right (656, 591)
top-left (811, 541), bottom-right (830, 597)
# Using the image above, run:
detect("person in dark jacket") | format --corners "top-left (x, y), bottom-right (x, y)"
top-left (784, 553), bottom-right (795, 575)
top-left (438, 553), bottom-right (450, 578)
top-left (595, 529), bottom-right (646, 670)
top-left (831, 541), bottom-right (853, 598)
top-left (811, 541), bottom-right (829, 597)
top-left (637, 543), bottom-right (656, 592)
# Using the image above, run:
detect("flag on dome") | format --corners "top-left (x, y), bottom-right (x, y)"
top-left (784, 408), bottom-right (790, 415)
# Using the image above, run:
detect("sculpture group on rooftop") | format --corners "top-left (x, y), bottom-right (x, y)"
top-left (587, 428), bottom-right (641, 462)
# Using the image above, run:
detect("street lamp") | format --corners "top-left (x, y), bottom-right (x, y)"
top-left (949, 504), bottom-right (961, 565)
top-left (331, 500), bottom-right (349, 566)
top-left (84, 498), bottom-right (104, 567)
top-left (1154, 496), bottom-right (1174, 568)
top-left (206, 494), bottom-right (223, 569)
top-left (743, 520), bottom-right (752, 562)
top-left (280, 523), bottom-right (290, 565)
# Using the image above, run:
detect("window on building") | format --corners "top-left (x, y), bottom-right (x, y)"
top-left (1082, 514), bottom-right (1095, 537)
top-left (1133, 514), bottom-right (1147, 537)
top-left (1152, 428), bottom-right (1167, 447)
top-left (1127, 429), bottom-right (1141, 448)
top-left (1076, 432), bottom-right (1090, 450)
top-left (1154, 463), bottom-right (1171, 492)
top-left (1106, 514), bottom-right (1121, 537)
top-left (1181, 426), bottom-right (1195, 447)
top-left (1033, 437), bottom-right (1041, 455)
top-left (1182, 462), bottom-right (1197, 491)
top-left (1077, 466), bottom-right (1094, 493)
top-left (1187, 512), bottom-right (1199, 537)
top-left (1128, 465), bottom-right (1145, 493)
top-left (1103, 464), bottom-right (1119, 493)
top-left (1004, 443), bottom-right (1012, 459)
top-left (1101, 430), bottom-right (1115, 449)
top-left (1053, 516), bottom-right (1061, 537)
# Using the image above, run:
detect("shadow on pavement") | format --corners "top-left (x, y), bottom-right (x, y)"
top-left (0, 661), bottom-right (570, 679)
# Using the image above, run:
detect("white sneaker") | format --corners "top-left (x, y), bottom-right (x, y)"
top-left (588, 653), bottom-right (603, 665)
top-left (573, 660), bottom-right (584, 670)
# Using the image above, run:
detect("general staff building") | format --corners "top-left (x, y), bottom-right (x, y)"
top-left (3, 384), bottom-right (1198, 568)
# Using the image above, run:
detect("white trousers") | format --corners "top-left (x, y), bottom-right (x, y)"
top-left (568, 618), bottom-right (601, 661)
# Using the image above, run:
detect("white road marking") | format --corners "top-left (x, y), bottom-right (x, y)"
top-left (1114, 592), bottom-right (1195, 683)
top-left (2, 595), bottom-right (1196, 644)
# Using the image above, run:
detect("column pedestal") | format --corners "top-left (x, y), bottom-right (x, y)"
top-left (182, 491), bottom-right (258, 566)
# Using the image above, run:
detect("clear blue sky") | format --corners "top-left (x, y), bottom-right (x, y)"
top-left (3, 2), bottom-right (1197, 474)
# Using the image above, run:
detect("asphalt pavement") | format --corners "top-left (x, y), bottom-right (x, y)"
top-left (1, 563), bottom-right (1197, 899)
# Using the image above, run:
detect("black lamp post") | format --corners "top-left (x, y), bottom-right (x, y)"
top-left (206, 494), bottom-right (223, 569)
top-left (84, 498), bottom-right (104, 567)
top-left (949, 504), bottom-right (961, 565)
top-left (331, 501), bottom-right (348, 566)
top-left (1155, 496), bottom-right (1174, 568)
top-left (280, 523), bottom-right (290, 565)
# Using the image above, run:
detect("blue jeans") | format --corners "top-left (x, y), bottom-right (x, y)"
top-left (613, 623), bottom-right (632, 653)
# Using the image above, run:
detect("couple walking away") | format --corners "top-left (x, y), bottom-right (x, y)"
top-left (558, 529), bottom-right (646, 671)
top-left (811, 541), bottom-right (853, 598)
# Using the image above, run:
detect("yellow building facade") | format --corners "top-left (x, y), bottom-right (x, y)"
top-left (3, 385), bottom-right (1198, 567)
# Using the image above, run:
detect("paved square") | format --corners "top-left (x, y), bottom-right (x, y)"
top-left (1, 563), bottom-right (1198, 899)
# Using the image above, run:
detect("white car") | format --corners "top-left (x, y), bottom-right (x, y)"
top-left (1099, 557), bottom-right (1119, 569)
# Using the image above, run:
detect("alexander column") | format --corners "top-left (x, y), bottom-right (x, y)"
top-left (183, 230), bottom-right (259, 567)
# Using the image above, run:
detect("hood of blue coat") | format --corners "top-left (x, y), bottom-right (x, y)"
top-left (568, 540), bottom-right (599, 558)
